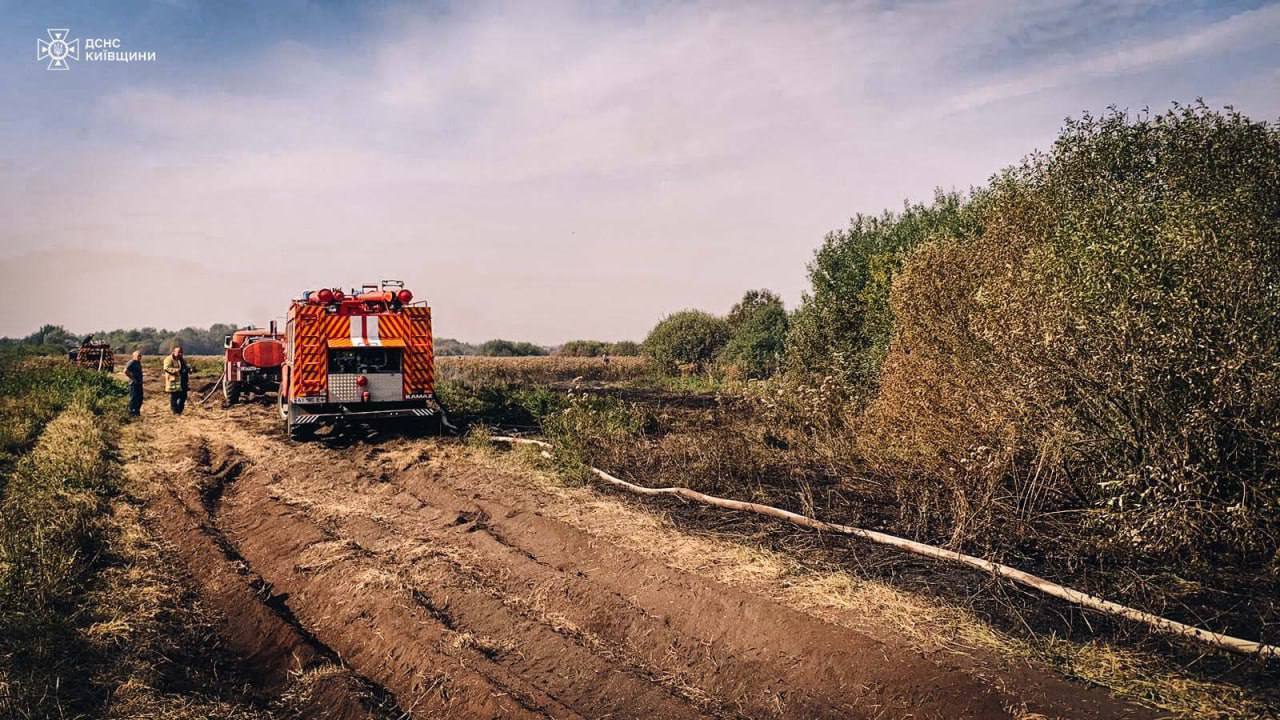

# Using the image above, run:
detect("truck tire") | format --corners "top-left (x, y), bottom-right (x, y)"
top-left (407, 412), bottom-right (443, 437)
top-left (277, 369), bottom-right (290, 420)
top-left (286, 404), bottom-right (314, 441)
top-left (224, 381), bottom-right (242, 405)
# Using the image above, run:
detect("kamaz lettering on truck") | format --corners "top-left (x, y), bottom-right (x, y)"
top-left (279, 281), bottom-right (440, 439)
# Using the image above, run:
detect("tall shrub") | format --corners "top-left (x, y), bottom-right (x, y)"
top-left (643, 311), bottom-right (730, 374)
top-left (786, 191), bottom-right (983, 389)
top-left (864, 105), bottom-right (1280, 564)
top-left (720, 290), bottom-right (788, 379)
top-left (606, 341), bottom-right (642, 356)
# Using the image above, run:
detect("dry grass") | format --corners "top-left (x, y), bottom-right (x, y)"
top-left (0, 395), bottom-right (278, 719)
top-left (296, 539), bottom-right (367, 574)
top-left (448, 631), bottom-right (518, 659)
top-left (437, 355), bottom-right (649, 385)
top-left (470, 441), bottom-right (1280, 719)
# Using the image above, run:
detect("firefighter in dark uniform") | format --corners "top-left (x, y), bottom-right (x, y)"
top-left (163, 346), bottom-right (190, 415)
top-left (125, 351), bottom-right (144, 416)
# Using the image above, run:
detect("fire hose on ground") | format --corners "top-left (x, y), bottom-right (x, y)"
top-left (489, 435), bottom-right (1279, 660)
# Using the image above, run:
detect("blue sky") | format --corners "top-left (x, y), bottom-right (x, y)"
top-left (1, 0), bottom-right (1278, 342)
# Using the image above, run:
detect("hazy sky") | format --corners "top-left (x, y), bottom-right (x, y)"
top-left (2, 0), bottom-right (1278, 343)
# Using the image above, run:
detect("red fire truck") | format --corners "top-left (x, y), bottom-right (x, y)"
top-left (278, 281), bottom-right (439, 439)
top-left (222, 323), bottom-right (284, 404)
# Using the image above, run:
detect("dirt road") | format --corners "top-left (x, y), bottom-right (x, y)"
top-left (123, 378), bottom-right (1155, 719)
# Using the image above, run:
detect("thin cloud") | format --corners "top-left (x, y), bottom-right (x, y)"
top-left (945, 2), bottom-right (1280, 113)
top-left (1, 1), bottom-right (1277, 341)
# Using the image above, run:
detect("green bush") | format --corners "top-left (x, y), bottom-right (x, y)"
top-left (720, 289), bottom-right (788, 379)
top-left (436, 380), bottom-right (563, 428)
top-left (642, 311), bottom-right (730, 374)
top-left (786, 191), bottom-right (983, 389)
top-left (540, 393), bottom-right (651, 482)
top-left (435, 337), bottom-right (479, 356)
top-left (606, 340), bottom-right (642, 356)
top-left (863, 105), bottom-right (1280, 565)
top-left (477, 339), bottom-right (548, 357)
top-left (558, 340), bottom-right (609, 357)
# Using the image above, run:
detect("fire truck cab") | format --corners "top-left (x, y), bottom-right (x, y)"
top-left (279, 281), bottom-right (440, 439)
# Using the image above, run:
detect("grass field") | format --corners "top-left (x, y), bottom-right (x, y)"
top-left (436, 354), bottom-right (649, 385)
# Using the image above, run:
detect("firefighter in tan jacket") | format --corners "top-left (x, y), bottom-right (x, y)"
top-left (162, 346), bottom-right (191, 415)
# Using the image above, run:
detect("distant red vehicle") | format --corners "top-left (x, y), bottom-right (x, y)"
top-left (223, 323), bottom-right (285, 404)
top-left (68, 339), bottom-right (115, 372)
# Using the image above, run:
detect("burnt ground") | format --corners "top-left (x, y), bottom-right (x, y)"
top-left (123, 375), bottom-right (1160, 719)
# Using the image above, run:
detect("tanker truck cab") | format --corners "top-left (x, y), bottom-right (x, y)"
top-left (279, 282), bottom-right (440, 439)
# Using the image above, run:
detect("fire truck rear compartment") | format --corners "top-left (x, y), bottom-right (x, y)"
top-left (327, 347), bottom-right (404, 403)
top-left (327, 346), bottom-right (402, 374)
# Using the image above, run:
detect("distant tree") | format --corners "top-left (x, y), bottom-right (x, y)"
top-left (727, 290), bottom-right (779, 330)
top-left (642, 311), bottom-right (730, 373)
top-left (720, 290), bottom-right (788, 378)
top-left (785, 191), bottom-right (983, 388)
top-left (557, 340), bottom-right (608, 357)
top-left (24, 324), bottom-right (78, 348)
top-left (435, 337), bottom-right (479, 356)
top-left (90, 324), bottom-right (232, 354)
top-left (606, 340), bottom-right (642, 356)
top-left (478, 339), bottom-right (548, 357)
top-left (3, 323), bottom-right (245, 355)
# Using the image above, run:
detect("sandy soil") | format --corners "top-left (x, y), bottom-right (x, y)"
top-left (122, 376), bottom-right (1157, 719)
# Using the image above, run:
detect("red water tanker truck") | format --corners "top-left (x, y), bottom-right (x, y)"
top-left (223, 322), bottom-right (285, 404)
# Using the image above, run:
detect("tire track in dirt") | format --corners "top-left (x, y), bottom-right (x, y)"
top-left (221, 455), bottom-right (711, 719)
top-left (335, 476), bottom-right (1000, 718)
top-left (134, 383), bottom-right (1156, 719)
top-left (419, 461), bottom-right (1160, 720)
top-left (215, 444), bottom-right (1016, 719)
top-left (141, 437), bottom-right (399, 719)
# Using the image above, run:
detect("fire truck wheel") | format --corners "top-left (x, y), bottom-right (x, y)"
top-left (285, 405), bottom-right (314, 441)
top-left (224, 381), bottom-right (242, 405)
top-left (407, 413), bottom-right (443, 437)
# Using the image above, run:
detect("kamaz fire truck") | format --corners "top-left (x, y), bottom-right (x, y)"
top-left (222, 323), bottom-right (284, 404)
top-left (278, 281), bottom-right (439, 439)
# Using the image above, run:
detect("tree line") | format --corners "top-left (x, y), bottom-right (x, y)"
top-left (3, 325), bottom-right (642, 359)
